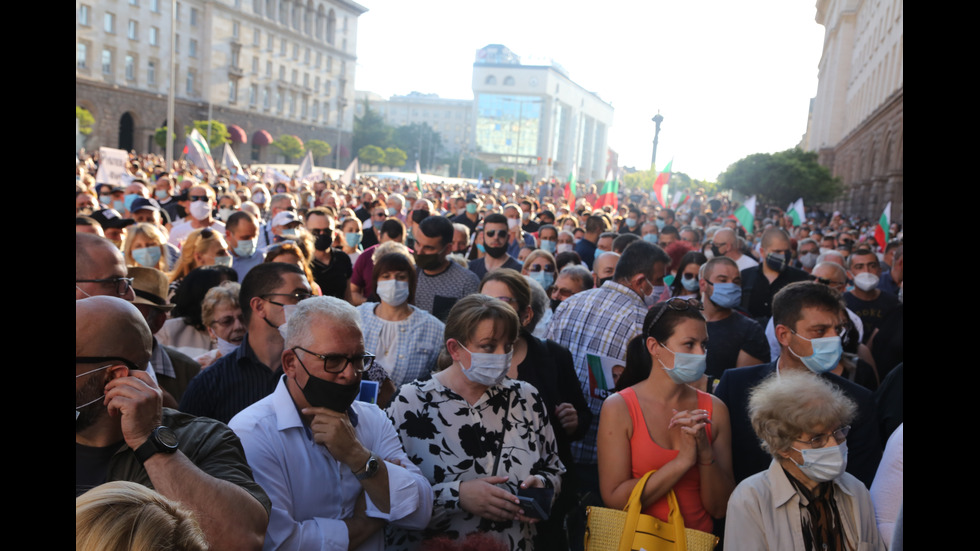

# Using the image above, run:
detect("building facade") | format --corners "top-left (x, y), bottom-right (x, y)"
top-left (805, 0), bottom-right (903, 221)
top-left (76, 0), bottom-right (366, 166)
top-left (471, 44), bottom-right (614, 183)
top-left (354, 91), bottom-right (475, 156)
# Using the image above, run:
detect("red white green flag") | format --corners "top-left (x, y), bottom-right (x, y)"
top-left (874, 202), bottom-right (891, 252)
top-left (594, 171), bottom-right (619, 210)
top-left (564, 169), bottom-right (576, 206)
top-left (733, 196), bottom-right (757, 231)
top-left (787, 198), bottom-right (805, 227)
top-left (414, 160), bottom-right (423, 194)
top-left (671, 190), bottom-right (691, 209)
top-left (652, 159), bottom-right (673, 208)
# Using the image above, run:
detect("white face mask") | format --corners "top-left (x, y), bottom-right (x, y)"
top-left (556, 243), bottom-right (573, 254)
top-left (457, 343), bottom-right (513, 386)
top-left (790, 441), bottom-right (848, 482)
top-left (213, 255), bottom-right (233, 268)
top-left (189, 200), bottom-right (212, 221)
top-left (216, 337), bottom-right (239, 356)
top-left (376, 279), bottom-right (410, 307)
top-left (853, 272), bottom-right (879, 292)
top-left (507, 218), bottom-right (520, 230)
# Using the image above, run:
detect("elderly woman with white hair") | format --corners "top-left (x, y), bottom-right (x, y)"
top-left (725, 371), bottom-right (885, 550)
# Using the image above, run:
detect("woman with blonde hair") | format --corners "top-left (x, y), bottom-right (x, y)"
top-left (168, 228), bottom-right (231, 299)
top-left (124, 222), bottom-right (170, 271)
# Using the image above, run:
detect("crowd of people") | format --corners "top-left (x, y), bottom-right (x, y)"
top-left (76, 150), bottom-right (903, 550)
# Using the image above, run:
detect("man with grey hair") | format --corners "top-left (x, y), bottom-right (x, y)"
top-left (230, 297), bottom-right (432, 550)
top-left (258, 193), bottom-right (298, 248)
top-left (711, 227), bottom-right (757, 271)
top-left (550, 265), bottom-right (593, 310)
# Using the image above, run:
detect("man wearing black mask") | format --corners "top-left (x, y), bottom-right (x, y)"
top-left (468, 213), bottom-right (523, 279)
top-left (229, 297), bottom-right (433, 550)
top-left (739, 227), bottom-right (810, 326)
top-left (413, 215), bottom-right (480, 321)
top-left (306, 207), bottom-right (353, 300)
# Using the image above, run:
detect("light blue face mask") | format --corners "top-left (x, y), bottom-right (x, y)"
top-left (529, 270), bottom-right (554, 289)
top-left (345, 232), bottom-right (362, 248)
top-left (707, 281), bottom-right (741, 309)
top-left (655, 219), bottom-right (666, 231)
top-left (112, 199), bottom-right (126, 213)
top-left (625, 218), bottom-right (638, 229)
top-left (476, 244), bottom-right (486, 253)
top-left (681, 275), bottom-right (700, 292)
top-left (643, 233), bottom-right (658, 244)
top-left (124, 193), bottom-right (140, 212)
top-left (132, 246), bottom-right (162, 268)
top-left (540, 240), bottom-right (557, 254)
top-left (233, 237), bottom-right (257, 258)
top-left (657, 343), bottom-right (707, 384)
top-left (788, 331), bottom-right (842, 374)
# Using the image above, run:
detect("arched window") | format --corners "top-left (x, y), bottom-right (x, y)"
top-left (503, 76), bottom-right (515, 86)
top-left (315, 5), bottom-right (324, 39)
top-left (279, 1), bottom-right (288, 25)
top-left (326, 9), bottom-right (336, 44)
top-left (292, 0), bottom-right (301, 30)
top-left (485, 75), bottom-right (496, 85)
top-left (304, 1), bottom-right (313, 35)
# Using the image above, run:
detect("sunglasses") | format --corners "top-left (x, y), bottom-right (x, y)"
top-left (485, 229), bottom-right (507, 238)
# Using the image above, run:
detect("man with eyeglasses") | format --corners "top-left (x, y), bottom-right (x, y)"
top-left (468, 213), bottom-right (523, 279)
top-left (230, 297), bottom-right (432, 550)
top-left (76, 296), bottom-right (271, 550)
top-left (168, 184), bottom-right (225, 248)
top-left (76, 232), bottom-right (136, 301)
top-left (715, 281), bottom-right (881, 487)
top-left (180, 262), bottom-right (313, 423)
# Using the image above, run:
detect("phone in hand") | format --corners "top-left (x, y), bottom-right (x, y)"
top-left (517, 486), bottom-right (554, 521)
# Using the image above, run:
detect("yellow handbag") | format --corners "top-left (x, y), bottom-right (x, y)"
top-left (584, 470), bottom-right (719, 551)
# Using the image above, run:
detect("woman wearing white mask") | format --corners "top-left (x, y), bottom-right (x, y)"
top-left (597, 298), bottom-right (734, 537)
top-left (197, 282), bottom-right (245, 368)
top-left (386, 294), bottom-right (564, 551)
top-left (356, 252), bottom-right (443, 387)
top-left (725, 371), bottom-right (884, 550)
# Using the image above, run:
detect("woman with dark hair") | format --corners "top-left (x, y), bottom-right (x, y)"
top-left (598, 298), bottom-right (734, 536)
top-left (670, 251), bottom-right (708, 299)
top-left (356, 251), bottom-right (444, 387)
top-left (158, 266), bottom-right (238, 358)
top-left (264, 241), bottom-right (323, 296)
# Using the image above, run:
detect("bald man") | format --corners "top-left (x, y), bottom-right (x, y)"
top-left (592, 251), bottom-right (619, 288)
top-left (76, 296), bottom-right (270, 550)
top-left (75, 233), bottom-right (136, 301)
top-left (711, 228), bottom-right (757, 271)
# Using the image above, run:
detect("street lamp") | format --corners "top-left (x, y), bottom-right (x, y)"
top-left (651, 112), bottom-right (664, 170)
top-left (335, 97), bottom-right (348, 168)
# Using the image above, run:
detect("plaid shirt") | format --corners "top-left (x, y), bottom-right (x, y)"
top-left (546, 281), bottom-right (647, 465)
top-left (356, 303), bottom-right (445, 386)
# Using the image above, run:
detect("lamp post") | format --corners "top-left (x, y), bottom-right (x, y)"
top-left (335, 97), bottom-right (347, 168)
top-left (650, 112), bottom-right (664, 170)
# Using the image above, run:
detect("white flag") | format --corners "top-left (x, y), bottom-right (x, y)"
top-left (222, 144), bottom-right (243, 174)
top-left (185, 129), bottom-right (216, 175)
top-left (297, 150), bottom-right (314, 179)
top-left (340, 158), bottom-right (359, 187)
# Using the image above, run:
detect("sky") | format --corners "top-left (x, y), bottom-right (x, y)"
top-left (353, 0), bottom-right (826, 182)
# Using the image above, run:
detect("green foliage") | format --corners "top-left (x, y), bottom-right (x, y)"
top-left (719, 148), bottom-right (842, 206)
top-left (353, 100), bottom-right (394, 154)
top-left (306, 139), bottom-right (332, 162)
top-left (358, 145), bottom-right (386, 166)
top-left (186, 120), bottom-right (230, 150)
top-left (493, 167), bottom-right (530, 183)
top-left (624, 169), bottom-right (657, 191)
top-left (392, 123), bottom-right (443, 172)
top-left (272, 135), bottom-right (305, 161)
top-left (76, 106), bottom-right (94, 135)
top-left (446, 155), bottom-right (491, 179)
top-left (154, 126), bottom-right (176, 149)
top-left (384, 147), bottom-right (408, 168)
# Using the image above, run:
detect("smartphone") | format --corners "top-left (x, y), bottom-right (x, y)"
top-left (517, 486), bottom-right (554, 521)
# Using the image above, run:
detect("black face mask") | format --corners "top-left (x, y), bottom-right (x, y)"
top-left (313, 231), bottom-right (333, 252)
top-left (598, 277), bottom-right (613, 288)
top-left (363, 202), bottom-right (373, 211)
top-left (411, 210), bottom-right (430, 224)
top-left (711, 244), bottom-right (724, 257)
top-left (550, 298), bottom-right (562, 312)
top-left (484, 244), bottom-right (508, 259)
top-left (415, 250), bottom-right (445, 271)
top-left (296, 356), bottom-right (361, 413)
top-left (765, 252), bottom-right (789, 273)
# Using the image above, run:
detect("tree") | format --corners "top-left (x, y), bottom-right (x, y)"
top-left (493, 167), bottom-right (530, 183)
top-left (392, 123), bottom-right (443, 172)
top-left (452, 155), bottom-right (491, 179)
top-left (186, 120), bottom-right (230, 150)
top-left (272, 135), bottom-right (305, 161)
top-left (306, 139), bottom-right (332, 163)
top-left (76, 106), bottom-right (94, 135)
top-left (384, 147), bottom-right (408, 168)
top-left (353, 100), bottom-right (393, 154)
top-left (154, 126), bottom-right (176, 150)
top-left (358, 145), bottom-right (386, 166)
top-left (719, 148), bottom-right (842, 206)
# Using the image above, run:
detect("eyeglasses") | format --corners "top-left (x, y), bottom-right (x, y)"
top-left (646, 297), bottom-right (703, 336)
top-left (373, 211), bottom-right (388, 218)
top-left (528, 264), bottom-right (555, 273)
top-left (189, 195), bottom-right (209, 202)
top-left (292, 346), bottom-right (375, 374)
top-left (262, 291), bottom-right (314, 306)
top-left (75, 277), bottom-right (133, 297)
top-left (76, 356), bottom-right (141, 373)
top-left (795, 425), bottom-right (850, 448)
top-left (813, 276), bottom-right (846, 288)
top-left (681, 273), bottom-right (697, 281)
top-left (211, 314), bottom-right (245, 328)
top-left (309, 228), bottom-right (331, 237)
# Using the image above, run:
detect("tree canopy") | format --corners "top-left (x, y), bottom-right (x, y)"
top-left (76, 106), bottom-right (94, 135)
top-left (392, 123), bottom-right (443, 172)
top-left (272, 135), bottom-right (305, 161)
top-left (353, 100), bottom-right (393, 154)
top-left (306, 139), bottom-right (332, 162)
top-left (358, 144), bottom-right (385, 166)
top-left (384, 147), bottom-right (407, 168)
top-left (493, 167), bottom-right (530, 184)
top-left (719, 148), bottom-right (842, 206)
top-left (154, 126), bottom-right (176, 150)
top-left (186, 120), bottom-right (230, 149)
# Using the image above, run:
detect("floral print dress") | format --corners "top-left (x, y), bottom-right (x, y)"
top-left (386, 375), bottom-right (565, 551)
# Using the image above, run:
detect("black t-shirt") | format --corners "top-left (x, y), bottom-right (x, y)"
top-left (76, 441), bottom-right (121, 495)
top-left (310, 248), bottom-right (353, 300)
top-left (706, 313), bottom-right (770, 382)
top-left (844, 291), bottom-right (900, 344)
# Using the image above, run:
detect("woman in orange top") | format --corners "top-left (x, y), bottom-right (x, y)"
top-left (597, 298), bottom-right (735, 532)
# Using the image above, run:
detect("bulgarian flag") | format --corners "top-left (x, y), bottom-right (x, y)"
top-left (414, 160), bottom-right (423, 194)
top-left (874, 202), bottom-right (891, 252)
top-left (652, 159), bottom-right (673, 208)
top-left (185, 128), bottom-right (216, 175)
top-left (787, 198), bottom-right (806, 227)
top-left (671, 190), bottom-right (691, 210)
top-left (733, 196), bottom-right (757, 231)
top-left (594, 171), bottom-right (619, 210)
top-left (564, 170), bottom-right (576, 205)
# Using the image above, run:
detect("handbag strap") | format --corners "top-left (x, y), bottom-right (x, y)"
top-left (618, 470), bottom-right (688, 551)
top-left (491, 387), bottom-right (512, 477)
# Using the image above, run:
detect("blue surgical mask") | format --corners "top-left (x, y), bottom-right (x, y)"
top-left (529, 270), bottom-right (554, 289)
top-left (466, 203), bottom-right (478, 214)
top-left (155, 189), bottom-right (170, 201)
top-left (233, 237), bottom-right (257, 258)
top-left (788, 331), bottom-right (842, 374)
top-left (376, 279), bottom-right (410, 306)
top-left (132, 246), bottom-right (162, 268)
top-left (457, 343), bottom-right (513, 386)
top-left (388, 207), bottom-right (399, 216)
top-left (681, 275), bottom-right (700, 292)
top-left (657, 343), bottom-right (707, 384)
top-left (707, 282), bottom-right (741, 309)
top-left (643, 233), bottom-right (658, 244)
top-left (625, 218), bottom-right (637, 229)
top-left (345, 232), bottom-right (362, 248)
top-left (112, 199), bottom-right (126, 213)
top-left (124, 193), bottom-right (140, 212)
top-left (655, 219), bottom-right (666, 230)
top-left (540, 240), bottom-right (557, 254)
top-left (213, 255), bottom-right (233, 268)
top-left (477, 244), bottom-right (485, 253)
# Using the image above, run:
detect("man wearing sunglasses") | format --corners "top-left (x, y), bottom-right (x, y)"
top-left (468, 213), bottom-right (523, 280)
top-left (230, 297), bottom-right (432, 550)
top-left (180, 262), bottom-right (313, 423)
top-left (168, 184), bottom-right (226, 248)
top-left (76, 296), bottom-right (271, 550)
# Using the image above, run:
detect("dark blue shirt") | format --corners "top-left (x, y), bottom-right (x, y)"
top-left (575, 238), bottom-right (598, 270)
top-left (179, 334), bottom-right (282, 424)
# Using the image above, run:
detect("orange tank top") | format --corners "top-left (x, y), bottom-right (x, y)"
top-left (619, 387), bottom-right (714, 533)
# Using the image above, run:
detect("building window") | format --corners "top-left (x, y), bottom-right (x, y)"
top-left (314, 76), bottom-right (319, 92)
top-left (79, 4), bottom-right (90, 26)
top-left (263, 87), bottom-right (270, 109)
top-left (175, 2), bottom-right (181, 21)
top-left (292, 43), bottom-right (299, 60)
top-left (280, 40), bottom-right (287, 56)
top-left (229, 80), bottom-right (238, 103)
top-left (275, 89), bottom-right (283, 113)
top-left (253, 29), bottom-right (260, 46)
top-left (233, 21), bottom-right (240, 39)
top-left (190, 7), bottom-right (199, 26)
top-left (104, 12), bottom-right (115, 33)
top-left (252, 56), bottom-right (259, 73)
top-left (125, 55), bottom-right (135, 80)
top-left (266, 60), bottom-right (272, 77)
top-left (325, 81), bottom-right (331, 97)
top-left (249, 84), bottom-right (257, 106)
top-left (151, 0), bottom-right (159, 12)
top-left (128, 20), bottom-right (138, 40)
top-left (301, 97), bottom-right (308, 119)
top-left (175, 34), bottom-right (180, 53)
top-left (288, 93), bottom-right (295, 116)
top-left (503, 76), bottom-right (515, 85)
top-left (77, 43), bottom-right (88, 69)
top-left (148, 60), bottom-right (156, 84)
top-left (279, 65), bottom-right (285, 80)
top-left (291, 69), bottom-right (297, 84)
top-left (485, 75), bottom-right (496, 85)
top-left (342, 38), bottom-right (347, 51)
top-left (315, 52), bottom-right (321, 68)
top-left (326, 56), bottom-right (332, 73)
top-left (189, 39), bottom-right (197, 58)
top-left (186, 71), bottom-right (195, 95)
top-left (149, 26), bottom-right (159, 46)
top-left (304, 48), bottom-right (310, 64)
top-left (101, 49), bottom-right (112, 74)
top-left (231, 48), bottom-right (239, 67)
top-left (303, 73), bottom-right (309, 88)
top-left (312, 101), bottom-right (319, 121)
top-left (267, 34), bottom-right (273, 51)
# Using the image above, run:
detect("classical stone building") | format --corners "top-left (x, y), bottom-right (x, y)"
top-left (76, 0), bottom-right (366, 166)
top-left (805, 0), bottom-right (903, 221)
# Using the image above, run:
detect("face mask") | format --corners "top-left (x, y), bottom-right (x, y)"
top-left (655, 219), bottom-right (666, 231)
top-left (563, 224), bottom-right (575, 233)
top-left (790, 442), bottom-right (848, 482)
top-left (376, 279), bottom-right (410, 306)
top-left (643, 282), bottom-right (664, 308)
top-left (625, 218), bottom-right (637, 229)
top-left (253, 192), bottom-right (266, 204)
top-left (540, 240), bottom-right (557, 254)
top-left (314, 231), bottom-right (333, 251)
top-left (280, 228), bottom-right (299, 240)
top-left (124, 193), bottom-right (140, 212)
top-left (711, 244), bottom-right (724, 257)
top-left (218, 207), bottom-right (236, 222)
top-left (484, 244), bottom-right (508, 259)
top-left (681, 276), bottom-right (700, 292)
top-left (345, 232), bottom-right (362, 249)
top-left (213, 255), bottom-right (233, 268)
top-left (457, 343), bottom-right (513, 386)
top-left (507, 218), bottom-right (520, 230)
top-left (788, 332), bottom-right (842, 374)
top-left (466, 203), bottom-right (478, 214)
top-left (76, 364), bottom-right (110, 425)
top-left (388, 207), bottom-right (399, 216)
top-left (556, 243), bottom-right (573, 254)
top-left (234, 237), bottom-right (257, 258)
top-left (476, 243), bottom-right (486, 253)
top-left (529, 270), bottom-right (554, 289)
top-left (132, 246), bottom-right (162, 268)
top-left (656, 343), bottom-right (707, 384)
top-left (415, 250), bottom-right (445, 271)
top-left (112, 199), bottom-right (127, 213)
top-left (216, 337), bottom-right (239, 356)
top-left (642, 233), bottom-right (658, 244)
top-left (296, 355), bottom-right (361, 412)
top-left (853, 272), bottom-right (879, 292)
top-left (708, 281), bottom-right (741, 309)
top-left (550, 298), bottom-right (562, 312)
top-left (765, 252), bottom-right (789, 272)
top-left (799, 252), bottom-right (818, 269)
top-left (189, 200), bottom-right (212, 221)
top-left (573, 238), bottom-right (582, 245)
top-left (100, 194), bottom-right (112, 205)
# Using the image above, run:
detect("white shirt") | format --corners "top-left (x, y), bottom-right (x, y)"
top-left (167, 218), bottom-right (226, 248)
top-left (230, 378), bottom-right (433, 551)
top-left (734, 253), bottom-right (759, 271)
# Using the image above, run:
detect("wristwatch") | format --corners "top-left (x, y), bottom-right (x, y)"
top-left (134, 426), bottom-right (180, 464)
top-left (354, 453), bottom-right (380, 481)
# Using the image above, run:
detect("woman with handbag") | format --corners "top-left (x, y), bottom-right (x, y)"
top-left (597, 298), bottom-right (735, 540)
top-left (387, 294), bottom-right (565, 551)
